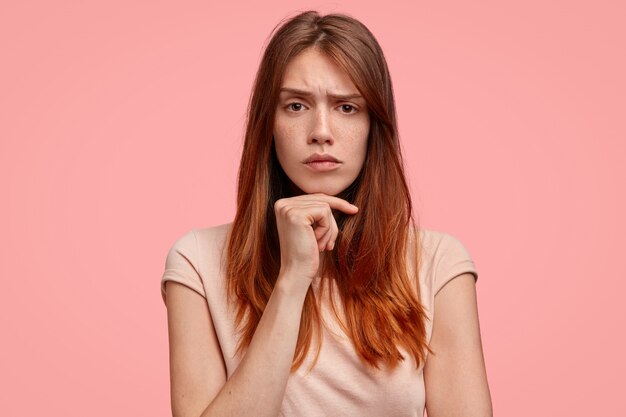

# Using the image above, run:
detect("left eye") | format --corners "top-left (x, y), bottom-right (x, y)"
top-left (340, 104), bottom-right (357, 113)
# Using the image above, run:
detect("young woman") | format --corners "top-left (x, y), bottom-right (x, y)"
top-left (161, 10), bottom-right (492, 417)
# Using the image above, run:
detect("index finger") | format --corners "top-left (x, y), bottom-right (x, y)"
top-left (302, 193), bottom-right (359, 214)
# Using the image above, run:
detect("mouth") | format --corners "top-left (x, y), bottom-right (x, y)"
top-left (304, 160), bottom-right (342, 172)
top-left (303, 153), bottom-right (341, 163)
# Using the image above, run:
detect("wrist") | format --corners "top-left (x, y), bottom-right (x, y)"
top-left (275, 269), bottom-right (313, 298)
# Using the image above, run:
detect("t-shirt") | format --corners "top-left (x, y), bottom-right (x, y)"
top-left (160, 222), bottom-right (478, 417)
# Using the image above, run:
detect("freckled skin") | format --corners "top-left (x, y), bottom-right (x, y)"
top-left (273, 48), bottom-right (370, 196)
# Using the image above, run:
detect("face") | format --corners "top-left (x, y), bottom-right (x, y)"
top-left (273, 47), bottom-right (370, 196)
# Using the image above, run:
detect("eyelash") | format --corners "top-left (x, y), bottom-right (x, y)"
top-left (285, 102), bottom-right (358, 114)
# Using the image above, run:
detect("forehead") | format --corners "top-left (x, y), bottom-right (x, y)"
top-left (280, 48), bottom-right (359, 94)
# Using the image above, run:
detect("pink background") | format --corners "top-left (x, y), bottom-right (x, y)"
top-left (1, 1), bottom-right (624, 415)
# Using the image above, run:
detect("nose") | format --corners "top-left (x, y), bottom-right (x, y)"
top-left (308, 107), bottom-right (334, 145)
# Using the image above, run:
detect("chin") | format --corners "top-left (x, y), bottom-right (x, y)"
top-left (299, 182), bottom-right (346, 196)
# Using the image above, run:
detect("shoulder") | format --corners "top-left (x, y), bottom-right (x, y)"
top-left (417, 228), bottom-right (473, 262)
top-left (161, 222), bottom-right (234, 302)
top-left (182, 222), bottom-right (234, 272)
top-left (417, 227), bottom-right (463, 252)
top-left (410, 226), bottom-right (454, 265)
top-left (166, 222), bottom-right (232, 253)
top-left (193, 221), bottom-right (233, 248)
top-left (164, 222), bottom-right (233, 275)
top-left (413, 227), bottom-right (479, 296)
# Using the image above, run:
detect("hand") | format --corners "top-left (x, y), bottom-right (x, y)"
top-left (274, 193), bottom-right (359, 281)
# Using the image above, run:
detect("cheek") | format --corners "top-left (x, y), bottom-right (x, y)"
top-left (273, 122), bottom-right (300, 163)
top-left (343, 122), bottom-right (369, 153)
top-left (350, 122), bottom-right (369, 168)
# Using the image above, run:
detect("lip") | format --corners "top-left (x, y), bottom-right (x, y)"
top-left (302, 153), bottom-right (341, 163)
top-left (304, 160), bottom-right (341, 172)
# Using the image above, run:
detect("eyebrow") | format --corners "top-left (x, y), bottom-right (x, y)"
top-left (279, 87), bottom-right (364, 101)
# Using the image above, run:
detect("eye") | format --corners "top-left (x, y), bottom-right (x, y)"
top-left (286, 102), bottom-right (305, 112)
top-left (339, 104), bottom-right (358, 114)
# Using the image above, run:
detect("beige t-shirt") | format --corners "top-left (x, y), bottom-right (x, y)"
top-left (160, 222), bottom-right (478, 417)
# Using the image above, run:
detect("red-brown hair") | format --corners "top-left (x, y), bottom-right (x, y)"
top-left (226, 10), bottom-right (432, 372)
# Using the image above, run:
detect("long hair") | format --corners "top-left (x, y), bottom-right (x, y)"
top-left (226, 10), bottom-right (432, 372)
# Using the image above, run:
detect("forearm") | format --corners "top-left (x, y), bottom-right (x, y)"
top-left (200, 272), bottom-right (310, 417)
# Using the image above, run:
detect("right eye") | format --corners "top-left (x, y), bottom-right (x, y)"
top-left (286, 102), bottom-right (305, 112)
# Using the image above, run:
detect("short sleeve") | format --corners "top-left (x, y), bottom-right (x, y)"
top-left (160, 229), bottom-right (207, 305)
top-left (433, 233), bottom-right (479, 296)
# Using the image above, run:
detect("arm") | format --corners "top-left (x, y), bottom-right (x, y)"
top-left (165, 194), bottom-right (357, 417)
top-left (423, 273), bottom-right (493, 417)
top-left (166, 272), bottom-right (310, 417)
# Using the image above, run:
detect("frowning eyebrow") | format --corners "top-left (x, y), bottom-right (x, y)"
top-left (279, 87), bottom-right (364, 101)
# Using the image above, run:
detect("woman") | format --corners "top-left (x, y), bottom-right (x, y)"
top-left (161, 10), bottom-right (492, 417)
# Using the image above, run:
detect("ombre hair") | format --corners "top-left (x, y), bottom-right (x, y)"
top-left (226, 10), bottom-right (431, 372)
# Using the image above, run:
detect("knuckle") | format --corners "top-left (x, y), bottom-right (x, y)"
top-left (284, 207), bottom-right (299, 221)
